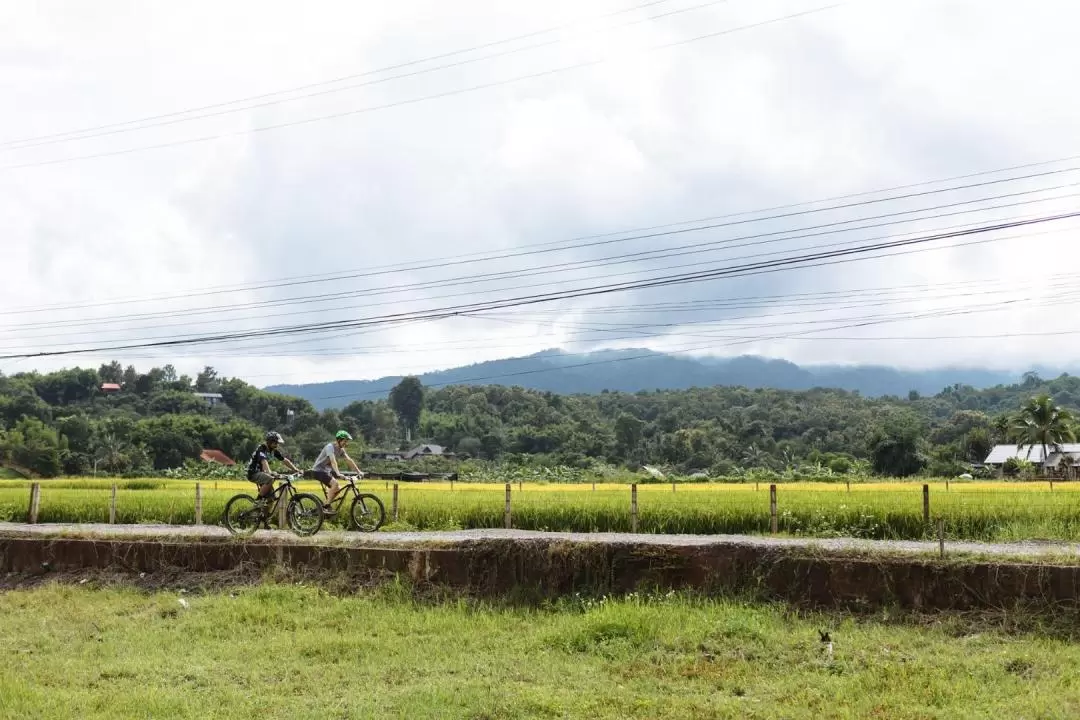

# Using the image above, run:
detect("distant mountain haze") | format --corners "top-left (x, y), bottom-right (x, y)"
top-left (265, 349), bottom-right (1056, 410)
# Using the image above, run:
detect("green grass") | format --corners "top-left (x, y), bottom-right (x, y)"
top-left (3, 479), bottom-right (1080, 541)
top-left (1, 583), bottom-right (1079, 719)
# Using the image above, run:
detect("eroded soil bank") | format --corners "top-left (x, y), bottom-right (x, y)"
top-left (3, 533), bottom-right (1080, 612)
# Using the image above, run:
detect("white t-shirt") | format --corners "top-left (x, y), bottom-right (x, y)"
top-left (313, 442), bottom-right (345, 472)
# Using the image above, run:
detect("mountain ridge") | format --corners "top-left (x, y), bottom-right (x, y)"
top-left (265, 349), bottom-right (1058, 410)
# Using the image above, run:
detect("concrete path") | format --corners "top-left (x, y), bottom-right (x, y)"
top-left (3, 522), bottom-right (1080, 560)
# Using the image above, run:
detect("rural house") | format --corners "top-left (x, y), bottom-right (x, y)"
top-left (199, 449), bottom-right (235, 466)
top-left (404, 444), bottom-right (455, 460)
top-left (983, 444), bottom-right (1080, 478)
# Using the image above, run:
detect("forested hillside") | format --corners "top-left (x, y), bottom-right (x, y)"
top-left (266, 349), bottom-right (1038, 410)
top-left (2, 360), bottom-right (1078, 478)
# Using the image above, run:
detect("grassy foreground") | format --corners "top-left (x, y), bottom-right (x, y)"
top-left (2, 583), bottom-right (1080, 719)
top-left (2, 478), bottom-right (1080, 541)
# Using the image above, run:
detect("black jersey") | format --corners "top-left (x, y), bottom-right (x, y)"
top-left (247, 443), bottom-right (286, 479)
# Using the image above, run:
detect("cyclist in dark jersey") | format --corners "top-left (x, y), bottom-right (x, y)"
top-left (247, 431), bottom-right (302, 504)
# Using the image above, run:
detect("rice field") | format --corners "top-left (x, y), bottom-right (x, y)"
top-left (2, 477), bottom-right (1080, 541)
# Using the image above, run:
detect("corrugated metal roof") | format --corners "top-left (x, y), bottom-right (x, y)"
top-left (984, 444), bottom-right (1080, 464)
top-left (1045, 452), bottom-right (1080, 466)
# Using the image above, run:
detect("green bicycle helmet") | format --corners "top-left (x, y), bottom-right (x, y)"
top-left (335, 430), bottom-right (353, 441)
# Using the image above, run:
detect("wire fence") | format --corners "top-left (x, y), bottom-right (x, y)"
top-left (5, 479), bottom-right (1080, 543)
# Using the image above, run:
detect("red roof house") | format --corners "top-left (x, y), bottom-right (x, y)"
top-left (199, 449), bottom-right (236, 466)
top-left (100, 383), bottom-right (122, 393)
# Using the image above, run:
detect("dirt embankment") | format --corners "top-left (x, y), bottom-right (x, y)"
top-left (4, 533), bottom-right (1080, 613)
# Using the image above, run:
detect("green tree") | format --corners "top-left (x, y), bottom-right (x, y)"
top-left (195, 366), bottom-right (220, 393)
top-left (1012, 394), bottom-right (1076, 462)
top-left (962, 427), bottom-right (993, 464)
top-left (0, 417), bottom-right (64, 477)
top-left (389, 377), bottom-right (425, 439)
top-left (93, 433), bottom-right (135, 474)
top-left (867, 415), bottom-right (926, 477)
top-left (457, 436), bottom-right (482, 458)
top-left (992, 413), bottom-right (1013, 444)
top-left (98, 361), bottom-right (124, 385)
top-left (614, 413), bottom-right (644, 456)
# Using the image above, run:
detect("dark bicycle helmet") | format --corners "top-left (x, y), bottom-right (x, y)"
top-left (265, 431), bottom-right (284, 444)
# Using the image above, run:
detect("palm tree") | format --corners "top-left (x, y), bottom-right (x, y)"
top-left (1012, 394), bottom-right (1076, 466)
top-left (992, 413), bottom-right (1013, 444)
top-left (742, 444), bottom-right (772, 470)
top-left (93, 433), bottom-right (129, 474)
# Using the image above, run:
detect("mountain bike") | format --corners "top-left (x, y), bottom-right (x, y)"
top-left (315, 471), bottom-right (386, 532)
top-left (223, 473), bottom-right (325, 537)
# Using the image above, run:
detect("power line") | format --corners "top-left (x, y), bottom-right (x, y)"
top-left (2, 0), bottom-right (729, 153)
top-left (1, 3), bottom-right (845, 173)
top-left (0, 0), bottom-right (682, 150)
top-left (92, 273), bottom-right (1064, 364)
top-left (4, 174), bottom-right (1076, 337)
top-left (5, 195), bottom-right (1074, 349)
top-left (4, 151), bottom-right (1076, 317)
top-left (3, 210), bottom-right (1074, 361)
top-left (14, 214), bottom-right (1071, 365)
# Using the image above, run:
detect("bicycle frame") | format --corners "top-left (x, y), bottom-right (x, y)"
top-left (259, 474), bottom-right (301, 520)
top-left (318, 473), bottom-right (363, 510)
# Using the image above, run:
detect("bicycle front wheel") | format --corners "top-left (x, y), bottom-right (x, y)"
top-left (287, 492), bottom-right (324, 536)
top-left (223, 494), bottom-right (261, 536)
top-left (350, 493), bottom-right (386, 532)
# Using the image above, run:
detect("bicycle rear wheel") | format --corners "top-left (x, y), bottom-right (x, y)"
top-left (287, 492), bottom-right (324, 536)
top-left (223, 494), bottom-right (262, 536)
top-left (350, 493), bottom-right (386, 532)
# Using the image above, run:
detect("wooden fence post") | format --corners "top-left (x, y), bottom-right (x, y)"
top-left (194, 483), bottom-right (203, 526)
top-left (109, 484), bottom-right (118, 524)
top-left (27, 482), bottom-right (41, 524)
top-left (631, 483), bottom-right (639, 533)
top-left (846, 479), bottom-right (851, 493)
top-left (518, 480), bottom-right (523, 493)
top-left (392, 483), bottom-right (399, 522)
top-left (755, 480), bottom-right (759, 492)
top-left (592, 481), bottom-right (596, 492)
top-left (945, 476), bottom-right (950, 492)
top-left (504, 483), bottom-right (512, 529)
top-left (769, 484), bottom-right (778, 534)
top-left (672, 481), bottom-right (676, 493)
top-left (937, 518), bottom-right (945, 558)
top-left (922, 484), bottom-right (930, 524)
top-left (278, 493), bottom-right (288, 529)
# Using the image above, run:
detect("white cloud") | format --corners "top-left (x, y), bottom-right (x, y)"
top-left (3, 0), bottom-right (1080, 386)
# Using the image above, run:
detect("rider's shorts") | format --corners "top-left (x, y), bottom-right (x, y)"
top-left (248, 471), bottom-right (276, 487)
top-left (308, 469), bottom-right (338, 486)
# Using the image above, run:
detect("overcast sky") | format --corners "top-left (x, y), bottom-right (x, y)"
top-left (2, 0), bottom-right (1079, 387)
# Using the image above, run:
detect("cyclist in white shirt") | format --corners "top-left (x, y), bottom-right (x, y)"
top-left (311, 430), bottom-right (362, 515)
